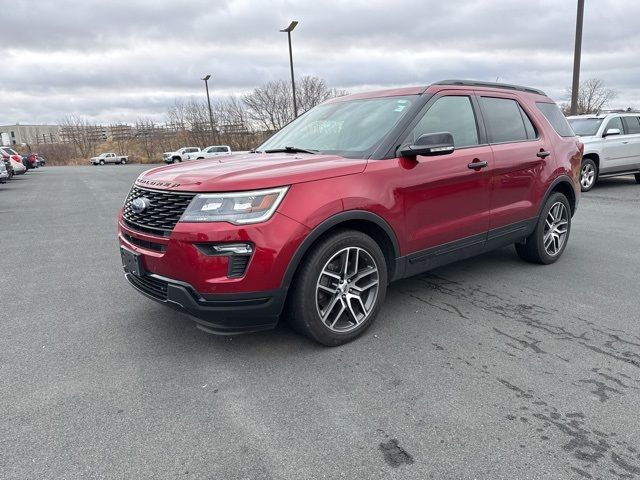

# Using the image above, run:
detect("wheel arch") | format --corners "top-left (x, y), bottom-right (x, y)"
top-left (281, 210), bottom-right (401, 289)
top-left (541, 175), bottom-right (577, 216)
top-left (583, 152), bottom-right (600, 170)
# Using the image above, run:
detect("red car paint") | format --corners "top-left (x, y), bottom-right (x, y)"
top-left (118, 81), bottom-right (581, 333)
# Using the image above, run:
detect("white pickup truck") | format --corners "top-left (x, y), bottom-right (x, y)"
top-left (162, 147), bottom-right (200, 164)
top-left (567, 112), bottom-right (640, 191)
top-left (185, 145), bottom-right (232, 161)
top-left (90, 153), bottom-right (128, 165)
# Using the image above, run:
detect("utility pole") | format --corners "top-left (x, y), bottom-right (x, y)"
top-left (201, 74), bottom-right (217, 143)
top-left (570, 0), bottom-right (585, 115)
top-left (280, 21), bottom-right (299, 118)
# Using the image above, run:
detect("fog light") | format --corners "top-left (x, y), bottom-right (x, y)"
top-left (211, 243), bottom-right (253, 255)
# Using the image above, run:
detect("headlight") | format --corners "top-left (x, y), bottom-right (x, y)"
top-left (180, 186), bottom-right (289, 225)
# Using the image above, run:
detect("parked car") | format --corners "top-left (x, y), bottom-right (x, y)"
top-left (90, 152), bottom-right (129, 165)
top-left (0, 146), bottom-right (25, 172)
top-left (567, 112), bottom-right (640, 191)
top-left (0, 161), bottom-right (8, 183)
top-left (9, 157), bottom-right (26, 175)
top-left (36, 155), bottom-right (46, 167)
top-left (1, 156), bottom-right (13, 179)
top-left (22, 153), bottom-right (38, 169)
top-left (185, 145), bottom-right (232, 160)
top-left (163, 147), bottom-right (200, 164)
top-left (119, 80), bottom-right (582, 346)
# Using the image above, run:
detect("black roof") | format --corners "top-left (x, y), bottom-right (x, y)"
top-left (434, 79), bottom-right (546, 96)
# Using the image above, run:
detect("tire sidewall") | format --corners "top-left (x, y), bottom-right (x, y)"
top-left (295, 231), bottom-right (388, 346)
top-left (534, 193), bottom-right (571, 264)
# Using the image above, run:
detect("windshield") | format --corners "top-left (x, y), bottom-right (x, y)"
top-left (256, 96), bottom-right (416, 158)
top-left (567, 118), bottom-right (604, 136)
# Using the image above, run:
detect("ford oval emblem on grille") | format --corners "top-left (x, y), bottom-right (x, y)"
top-left (131, 197), bottom-right (150, 214)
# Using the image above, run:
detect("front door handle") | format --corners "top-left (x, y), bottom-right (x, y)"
top-left (468, 160), bottom-right (488, 169)
top-left (537, 150), bottom-right (551, 158)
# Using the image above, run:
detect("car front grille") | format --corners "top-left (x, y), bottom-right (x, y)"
top-left (122, 186), bottom-right (195, 235)
top-left (128, 274), bottom-right (168, 301)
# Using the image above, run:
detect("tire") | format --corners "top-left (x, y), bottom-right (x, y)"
top-left (173, 157), bottom-right (181, 163)
top-left (635, 173), bottom-right (640, 184)
top-left (288, 229), bottom-right (388, 346)
top-left (120, 158), bottom-right (126, 165)
top-left (515, 192), bottom-right (571, 265)
top-left (579, 158), bottom-right (597, 192)
top-left (99, 160), bottom-right (105, 165)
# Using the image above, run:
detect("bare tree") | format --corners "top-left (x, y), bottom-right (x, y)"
top-left (59, 114), bottom-right (102, 158)
top-left (135, 118), bottom-right (160, 161)
top-left (296, 76), bottom-right (348, 113)
top-left (242, 76), bottom-right (348, 132)
top-left (562, 78), bottom-right (617, 115)
top-left (110, 123), bottom-right (133, 156)
top-left (243, 80), bottom-right (294, 132)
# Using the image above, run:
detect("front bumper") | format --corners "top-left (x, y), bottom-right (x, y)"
top-left (118, 209), bottom-right (309, 333)
top-left (125, 271), bottom-right (286, 334)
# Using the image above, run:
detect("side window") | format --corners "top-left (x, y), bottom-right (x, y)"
top-left (407, 96), bottom-right (479, 148)
top-left (520, 105), bottom-right (537, 139)
top-left (623, 116), bottom-right (640, 134)
top-left (606, 117), bottom-right (624, 134)
top-left (481, 97), bottom-right (535, 143)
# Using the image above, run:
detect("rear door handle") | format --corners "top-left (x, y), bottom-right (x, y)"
top-left (537, 151), bottom-right (551, 158)
top-left (468, 160), bottom-right (488, 169)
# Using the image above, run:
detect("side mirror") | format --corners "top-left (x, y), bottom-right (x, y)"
top-left (400, 132), bottom-right (455, 157)
top-left (604, 128), bottom-right (621, 137)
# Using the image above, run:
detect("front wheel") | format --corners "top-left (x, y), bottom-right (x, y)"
top-left (635, 173), bottom-right (640, 184)
top-left (515, 192), bottom-right (571, 265)
top-left (288, 230), bottom-right (387, 346)
top-left (99, 160), bottom-right (105, 165)
top-left (580, 158), bottom-right (597, 192)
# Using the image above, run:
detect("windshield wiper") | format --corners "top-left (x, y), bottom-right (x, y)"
top-left (263, 146), bottom-right (319, 154)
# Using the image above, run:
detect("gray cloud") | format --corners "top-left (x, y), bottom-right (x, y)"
top-left (2, 0), bottom-right (639, 124)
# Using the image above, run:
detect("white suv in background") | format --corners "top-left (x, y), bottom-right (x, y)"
top-left (185, 145), bottom-right (232, 160)
top-left (162, 147), bottom-right (200, 164)
top-left (567, 112), bottom-right (640, 191)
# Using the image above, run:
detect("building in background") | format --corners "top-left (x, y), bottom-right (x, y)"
top-left (0, 124), bottom-right (61, 146)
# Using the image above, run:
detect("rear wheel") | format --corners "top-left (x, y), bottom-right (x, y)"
top-left (288, 230), bottom-right (387, 346)
top-left (515, 192), bottom-right (571, 265)
top-left (580, 158), bottom-right (597, 191)
top-left (120, 158), bottom-right (126, 165)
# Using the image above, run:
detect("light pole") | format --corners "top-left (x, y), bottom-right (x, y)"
top-left (201, 74), bottom-right (216, 143)
top-left (570, 0), bottom-right (585, 115)
top-left (280, 20), bottom-right (299, 117)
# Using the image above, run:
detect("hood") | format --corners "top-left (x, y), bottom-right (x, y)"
top-left (135, 152), bottom-right (367, 192)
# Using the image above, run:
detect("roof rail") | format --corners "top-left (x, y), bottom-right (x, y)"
top-left (597, 108), bottom-right (640, 114)
top-left (434, 79), bottom-right (546, 96)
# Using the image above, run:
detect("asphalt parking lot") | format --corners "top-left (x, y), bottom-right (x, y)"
top-left (1, 165), bottom-right (639, 479)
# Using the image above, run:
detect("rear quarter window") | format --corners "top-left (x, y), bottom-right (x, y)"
top-left (536, 102), bottom-right (575, 137)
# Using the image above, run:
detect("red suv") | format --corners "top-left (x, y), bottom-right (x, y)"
top-left (119, 80), bottom-right (582, 345)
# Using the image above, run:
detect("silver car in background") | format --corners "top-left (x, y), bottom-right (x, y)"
top-left (567, 112), bottom-right (640, 191)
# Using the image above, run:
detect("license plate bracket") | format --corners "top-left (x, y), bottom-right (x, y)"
top-left (121, 247), bottom-right (145, 277)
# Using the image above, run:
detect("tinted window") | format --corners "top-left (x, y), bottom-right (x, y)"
top-left (520, 106), bottom-right (537, 139)
top-left (622, 116), bottom-right (640, 134)
top-left (536, 102), bottom-right (575, 137)
top-left (606, 117), bottom-right (624, 133)
top-left (481, 97), bottom-right (531, 143)
top-left (408, 96), bottom-right (479, 148)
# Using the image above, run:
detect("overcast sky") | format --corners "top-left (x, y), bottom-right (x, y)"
top-left (2, 0), bottom-right (639, 125)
